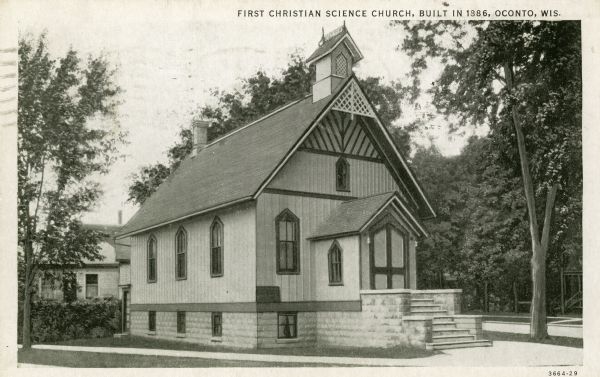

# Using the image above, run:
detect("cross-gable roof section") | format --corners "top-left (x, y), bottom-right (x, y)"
top-left (308, 191), bottom-right (427, 240)
top-left (116, 80), bottom-right (349, 238)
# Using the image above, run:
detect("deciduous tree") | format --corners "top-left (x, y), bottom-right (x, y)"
top-left (395, 20), bottom-right (581, 338)
top-left (18, 34), bottom-right (124, 348)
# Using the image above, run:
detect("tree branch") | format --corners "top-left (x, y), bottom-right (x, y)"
top-left (540, 184), bottom-right (559, 251)
top-left (503, 60), bottom-right (540, 244)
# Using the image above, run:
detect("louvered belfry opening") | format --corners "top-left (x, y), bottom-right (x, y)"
top-left (307, 24), bottom-right (364, 102)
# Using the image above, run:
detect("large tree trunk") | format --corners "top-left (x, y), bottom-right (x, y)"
top-left (503, 61), bottom-right (560, 339)
top-left (22, 241), bottom-right (33, 349)
top-left (530, 241), bottom-right (547, 338)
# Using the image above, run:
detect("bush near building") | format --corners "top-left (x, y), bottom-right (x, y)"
top-left (18, 297), bottom-right (121, 343)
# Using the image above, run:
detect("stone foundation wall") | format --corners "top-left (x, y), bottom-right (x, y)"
top-left (130, 311), bottom-right (257, 348)
top-left (129, 289), bottom-right (462, 350)
top-left (316, 290), bottom-right (431, 348)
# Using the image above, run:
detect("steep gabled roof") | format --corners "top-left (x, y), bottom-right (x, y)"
top-left (309, 191), bottom-right (427, 241)
top-left (117, 75), bottom-right (435, 239)
top-left (117, 80), bottom-right (349, 238)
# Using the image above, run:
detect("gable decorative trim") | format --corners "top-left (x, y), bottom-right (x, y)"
top-left (300, 111), bottom-right (380, 159)
top-left (332, 80), bottom-right (375, 118)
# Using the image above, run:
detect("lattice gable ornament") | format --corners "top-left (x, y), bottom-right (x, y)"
top-left (331, 80), bottom-right (376, 118)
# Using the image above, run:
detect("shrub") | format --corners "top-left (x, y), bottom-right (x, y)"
top-left (18, 297), bottom-right (121, 344)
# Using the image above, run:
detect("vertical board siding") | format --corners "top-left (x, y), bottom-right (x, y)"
top-left (312, 236), bottom-right (360, 301)
top-left (268, 151), bottom-right (401, 198)
top-left (130, 202), bottom-right (256, 305)
top-left (256, 193), bottom-right (343, 302)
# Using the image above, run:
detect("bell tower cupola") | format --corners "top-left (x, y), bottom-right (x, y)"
top-left (306, 23), bottom-right (364, 102)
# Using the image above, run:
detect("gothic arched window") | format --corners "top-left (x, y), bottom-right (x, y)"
top-left (336, 157), bottom-right (350, 191)
top-left (328, 241), bottom-right (343, 285)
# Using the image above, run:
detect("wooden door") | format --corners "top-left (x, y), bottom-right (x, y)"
top-left (369, 223), bottom-right (408, 289)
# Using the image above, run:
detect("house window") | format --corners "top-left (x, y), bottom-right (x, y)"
top-left (277, 312), bottom-right (297, 339)
top-left (336, 157), bottom-right (349, 191)
top-left (175, 227), bottom-right (187, 280)
top-left (85, 274), bottom-right (98, 298)
top-left (212, 312), bottom-right (222, 337)
top-left (210, 217), bottom-right (224, 277)
top-left (148, 311), bottom-right (156, 332)
top-left (328, 241), bottom-right (343, 285)
top-left (177, 311), bottom-right (186, 334)
top-left (147, 235), bottom-right (157, 282)
top-left (336, 54), bottom-right (348, 77)
top-left (276, 209), bottom-right (300, 274)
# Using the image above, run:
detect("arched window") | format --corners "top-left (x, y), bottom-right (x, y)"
top-left (210, 217), bottom-right (224, 277)
top-left (328, 241), bottom-right (343, 285)
top-left (175, 227), bottom-right (187, 280)
top-left (336, 53), bottom-right (348, 77)
top-left (147, 235), bottom-right (157, 283)
top-left (336, 157), bottom-right (349, 191)
top-left (276, 209), bottom-right (300, 274)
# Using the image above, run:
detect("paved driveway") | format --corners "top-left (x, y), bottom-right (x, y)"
top-left (405, 341), bottom-right (582, 367)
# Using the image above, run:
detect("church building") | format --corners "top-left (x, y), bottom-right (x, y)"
top-left (116, 25), bottom-right (490, 351)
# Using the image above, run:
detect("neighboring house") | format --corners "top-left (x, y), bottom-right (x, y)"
top-left (37, 224), bottom-right (121, 301)
top-left (116, 25), bottom-right (491, 350)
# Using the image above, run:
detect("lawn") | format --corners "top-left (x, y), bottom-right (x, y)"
top-left (45, 335), bottom-right (436, 359)
top-left (483, 331), bottom-right (583, 348)
top-left (17, 349), bottom-right (340, 367)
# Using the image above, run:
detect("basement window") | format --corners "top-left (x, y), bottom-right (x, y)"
top-left (148, 311), bottom-right (156, 332)
top-left (277, 312), bottom-right (297, 339)
top-left (177, 311), bottom-right (186, 334)
top-left (212, 312), bottom-right (222, 337)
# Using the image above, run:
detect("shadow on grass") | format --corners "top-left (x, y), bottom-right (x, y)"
top-left (483, 331), bottom-right (583, 348)
top-left (18, 349), bottom-right (342, 367)
top-left (45, 335), bottom-right (438, 359)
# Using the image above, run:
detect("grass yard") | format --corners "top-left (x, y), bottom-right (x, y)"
top-left (17, 349), bottom-right (340, 367)
top-left (45, 335), bottom-right (436, 359)
top-left (483, 331), bottom-right (583, 348)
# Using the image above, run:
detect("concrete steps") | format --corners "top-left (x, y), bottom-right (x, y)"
top-left (432, 334), bottom-right (477, 343)
top-left (409, 294), bottom-right (493, 351)
top-left (426, 339), bottom-right (493, 350)
top-left (410, 308), bottom-right (448, 314)
top-left (432, 328), bottom-right (472, 337)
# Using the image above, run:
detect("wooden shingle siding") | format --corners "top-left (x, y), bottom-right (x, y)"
top-left (130, 202), bottom-right (256, 304)
top-left (267, 151), bottom-right (401, 199)
top-left (256, 193), bottom-right (344, 302)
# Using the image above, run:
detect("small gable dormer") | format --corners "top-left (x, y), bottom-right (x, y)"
top-left (307, 23), bottom-right (364, 102)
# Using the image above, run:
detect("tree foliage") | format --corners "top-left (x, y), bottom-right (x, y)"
top-left (128, 54), bottom-right (410, 205)
top-left (18, 33), bottom-right (124, 347)
top-left (396, 21), bottom-right (581, 333)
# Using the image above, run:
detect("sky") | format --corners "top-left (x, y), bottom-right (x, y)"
top-left (16, 1), bottom-right (488, 226)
